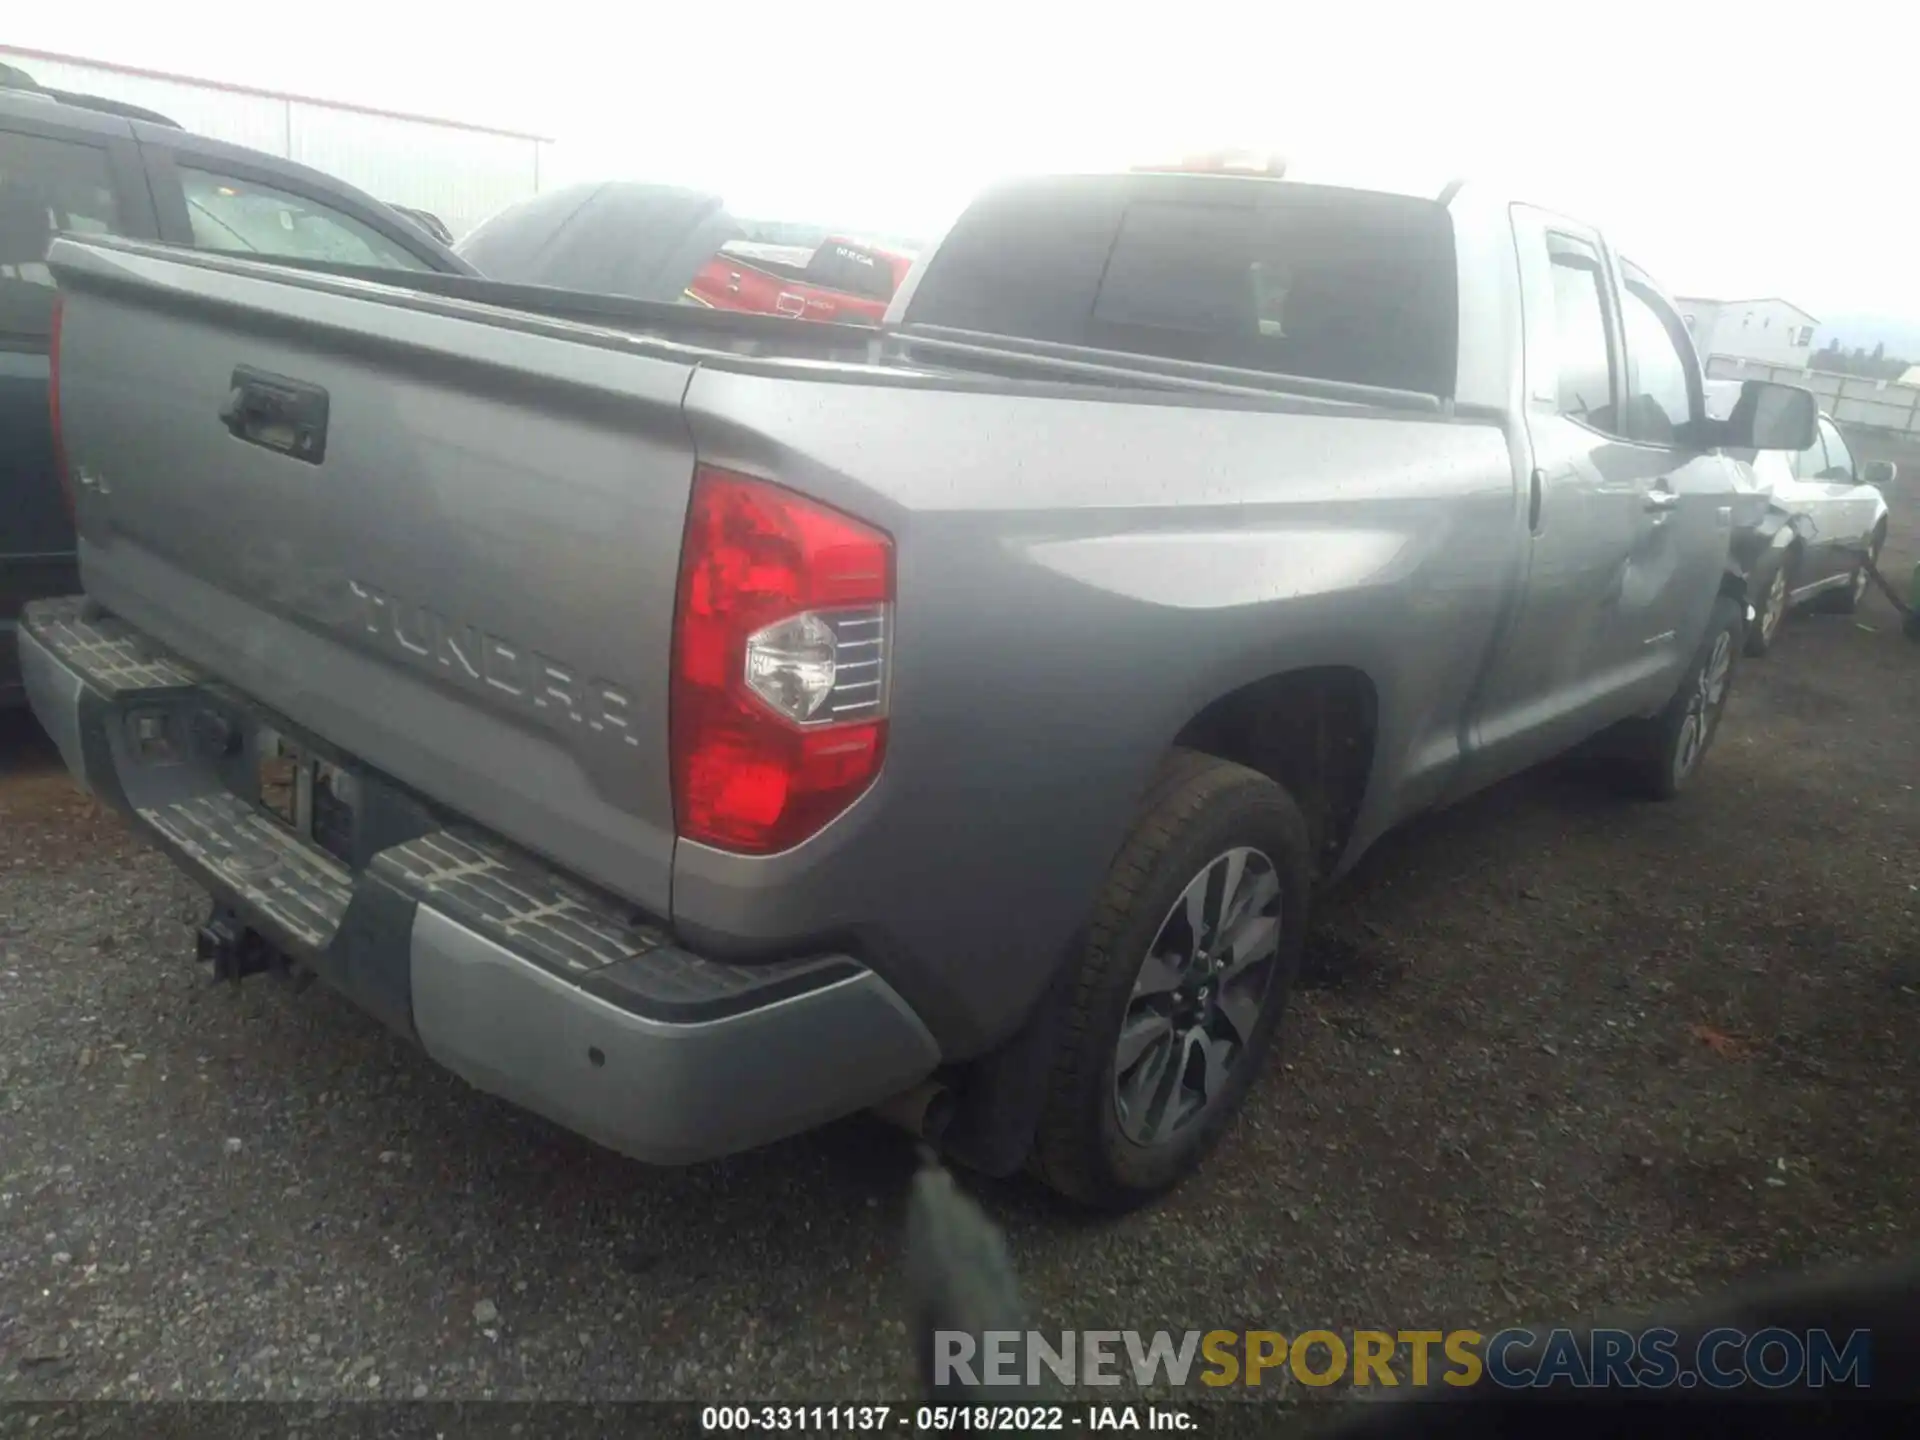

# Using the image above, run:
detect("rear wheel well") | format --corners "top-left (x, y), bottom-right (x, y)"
top-left (1173, 667), bottom-right (1377, 881)
top-left (930, 667), bottom-right (1377, 1180)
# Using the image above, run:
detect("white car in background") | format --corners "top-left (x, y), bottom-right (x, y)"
top-left (1706, 382), bottom-right (1894, 654)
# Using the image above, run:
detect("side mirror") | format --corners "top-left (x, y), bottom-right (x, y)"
top-left (1719, 380), bottom-right (1818, 452)
top-left (1861, 458), bottom-right (1898, 488)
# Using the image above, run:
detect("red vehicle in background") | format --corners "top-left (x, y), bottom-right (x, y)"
top-left (685, 235), bottom-right (914, 323)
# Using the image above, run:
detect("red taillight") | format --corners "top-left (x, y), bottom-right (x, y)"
top-left (671, 466), bottom-right (893, 854)
top-left (48, 293), bottom-right (74, 520)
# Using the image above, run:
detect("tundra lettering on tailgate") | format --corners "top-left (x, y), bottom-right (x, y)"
top-left (347, 581), bottom-right (638, 746)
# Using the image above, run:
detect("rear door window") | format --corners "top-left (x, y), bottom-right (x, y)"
top-left (1790, 425), bottom-right (1829, 481)
top-left (178, 166), bottom-right (430, 270)
top-left (0, 128), bottom-right (122, 342)
top-left (1543, 236), bottom-right (1617, 430)
top-left (903, 176), bottom-right (1458, 395)
top-left (1816, 417), bottom-right (1855, 481)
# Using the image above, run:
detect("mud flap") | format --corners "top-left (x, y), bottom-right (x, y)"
top-left (937, 930), bottom-right (1084, 1178)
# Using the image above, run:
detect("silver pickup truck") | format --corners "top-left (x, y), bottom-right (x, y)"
top-left (22, 171), bottom-right (1814, 1208)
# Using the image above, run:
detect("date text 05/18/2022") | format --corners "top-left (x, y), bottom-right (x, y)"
top-left (700, 1404), bottom-right (1194, 1432)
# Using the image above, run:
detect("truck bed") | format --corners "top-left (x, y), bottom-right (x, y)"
top-left (85, 239), bottom-right (1451, 412)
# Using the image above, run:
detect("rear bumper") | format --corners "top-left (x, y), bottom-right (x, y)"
top-left (19, 598), bottom-right (938, 1164)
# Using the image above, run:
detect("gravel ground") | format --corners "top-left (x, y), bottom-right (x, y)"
top-left (2, 444), bottom-right (1916, 1407)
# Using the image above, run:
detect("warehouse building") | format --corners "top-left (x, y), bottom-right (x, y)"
top-left (0, 45), bottom-right (549, 239)
top-left (1675, 295), bottom-right (1818, 370)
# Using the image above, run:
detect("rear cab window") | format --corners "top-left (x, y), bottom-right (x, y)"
top-left (901, 174), bottom-right (1459, 396)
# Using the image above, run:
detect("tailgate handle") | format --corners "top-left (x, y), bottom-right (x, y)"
top-left (219, 366), bottom-right (329, 465)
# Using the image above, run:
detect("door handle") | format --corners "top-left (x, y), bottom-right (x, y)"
top-left (218, 366), bottom-right (329, 465)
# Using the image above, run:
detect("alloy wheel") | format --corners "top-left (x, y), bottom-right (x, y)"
top-left (1853, 534), bottom-right (1882, 604)
top-left (1762, 567), bottom-right (1788, 642)
top-left (1113, 847), bottom-right (1283, 1146)
top-left (1673, 629), bottom-right (1733, 784)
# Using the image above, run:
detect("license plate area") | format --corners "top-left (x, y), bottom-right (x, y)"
top-left (257, 728), bottom-right (358, 866)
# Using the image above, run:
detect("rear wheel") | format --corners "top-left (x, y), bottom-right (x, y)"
top-left (1031, 752), bottom-right (1310, 1210)
top-left (1826, 522), bottom-right (1886, 615)
top-left (1745, 548), bottom-right (1796, 657)
top-left (1616, 592), bottom-right (1742, 800)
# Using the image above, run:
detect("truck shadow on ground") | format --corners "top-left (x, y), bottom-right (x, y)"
top-left (0, 706), bottom-right (60, 778)
top-left (255, 751), bottom-right (1647, 1213)
top-left (1298, 756), bottom-right (1643, 993)
top-left (112, 746), bottom-right (1630, 1314)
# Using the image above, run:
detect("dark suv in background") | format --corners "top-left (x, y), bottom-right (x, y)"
top-left (1, 65), bottom-right (470, 707)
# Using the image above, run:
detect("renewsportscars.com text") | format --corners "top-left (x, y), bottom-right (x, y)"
top-left (934, 1327), bottom-right (1872, 1390)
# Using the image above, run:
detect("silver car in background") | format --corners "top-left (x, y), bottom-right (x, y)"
top-left (1707, 381), bottom-right (1894, 653)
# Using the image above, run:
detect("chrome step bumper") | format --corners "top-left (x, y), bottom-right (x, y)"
top-left (19, 597), bottom-right (937, 1164)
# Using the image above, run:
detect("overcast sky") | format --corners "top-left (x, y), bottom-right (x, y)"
top-left (12, 1), bottom-right (1918, 324)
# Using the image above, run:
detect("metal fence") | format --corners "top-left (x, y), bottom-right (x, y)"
top-left (1705, 355), bottom-right (1920, 439)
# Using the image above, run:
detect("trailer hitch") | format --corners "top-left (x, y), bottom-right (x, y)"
top-left (194, 906), bottom-right (291, 990)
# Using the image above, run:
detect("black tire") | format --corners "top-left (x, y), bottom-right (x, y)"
top-left (1823, 522), bottom-right (1886, 616)
top-left (1616, 592), bottom-right (1743, 800)
top-left (1030, 750), bottom-right (1311, 1210)
top-left (1744, 546), bottom-right (1796, 657)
